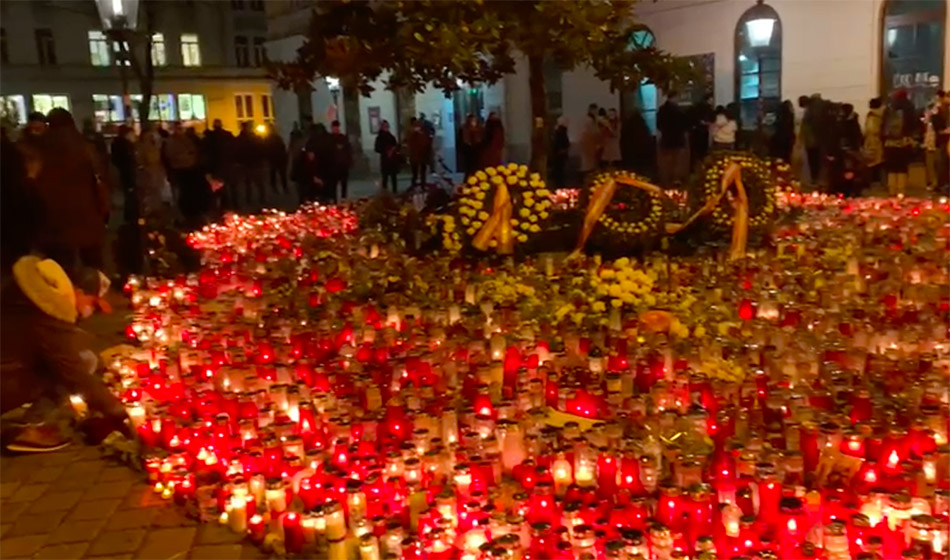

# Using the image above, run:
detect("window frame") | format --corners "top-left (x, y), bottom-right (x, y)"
top-left (31, 94), bottom-right (70, 115)
top-left (177, 93), bottom-right (207, 122)
top-left (180, 33), bottom-right (201, 67)
top-left (879, 0), bottom-right (946, 110)
top-left (89, 30), bottom-right (110, 66)
top-left (253, 37), bottom-right (266, 67)
top-left (261, 93), bottom-right (273, 121)
top-left (234, 35), bottom-right (249, 67)
top-left (234, 93), bottom-right (254, 123)
top-left (151, 32), bottom-right (167, 66)
top-left (35, 28), bottom-right (56, 65)
top-left (1, 95), bottom-right (27, 125)
top-left (733, 1), bottom-right (782, 131)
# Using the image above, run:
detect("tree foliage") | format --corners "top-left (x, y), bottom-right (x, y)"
top-left (272, 0), bottom-right (698, 171)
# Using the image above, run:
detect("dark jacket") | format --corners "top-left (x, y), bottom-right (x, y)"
top-left (657, 101), bottom-right (688, 149)
top-left (330, 132), bottom-right (352, 174)
top-left (1, 134), bottom-right (42, 273)
top-left (0, 283), bottom-right (125, 418)
top-left (553, 125), bottom-right (570, 159)
top-left (374, 130), bottom-right (399, 172)
top-left (203, 128), bottom-right (235, 175)
top-left (234, 130), bottom-right (265, 166)
top-left (35, 119), bottom-right (108, 248)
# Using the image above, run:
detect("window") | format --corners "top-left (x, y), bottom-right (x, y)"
top-left (89, 30), bottom-right (110, 66)
top-left (230, 0), bottom-right (245, 9)
top-left (1, 28), bottom-right (8, 64)
top-left (1, 95), bottom-right (27, 125)
top-left (881, 0), bottom-right (946, 110)
top-left (253, 37), bottom-right (266, 67)
top-left (261, 94), bottom-right (273, 120)
top-left (181, 33), bottom-right (201, 66)
top-left (734, 1), bottom-right (782, 131)
top-left (151, 33), bottom-right (166, 66)
top-left (130, 94), bottom-right (177, 121)
top-left (32, 94), bottom-right (70, 115)
top-left (249, 0), bottom-right (264, 10)
top-left (621, 26), bottom-right (658, 134)
top-left (92, 94), bottom-right (125, 123)
top-left (35, 28), bottom-right (56, 65)
top-left (178, 94), bottom-right (206, 121)
top-left (235, 35), bottom-right (249, 67)
top-left (113, 40), bottom-right (131, 66)
top-left (234, 93), bottom-right (254, 122)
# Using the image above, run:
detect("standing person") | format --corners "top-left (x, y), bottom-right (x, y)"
top-left (600, 108), bottom-right (621, 168)
top-left (460, 114), bottom-right (483, 177)
top-left (579, 104), bottom-right (601, 179)
top-left (882, 89), bottom-right (917, 196)
top-left (305, 123), bottom-right (335, 204)
top-left (82, 118), bottom-right (109, 174)
top-left (135, 125), bottom-right (168, 218)
top-left (374, 120), bottom-right (400, 194)
top-left (265, 123), bottom-right (289, 196)
top-left (863, 98), bottom-right (885, 185)
top-left (407, 118), bottom-right (430, 189)
top-left (656, 92), bottom-right (689, 187)
top-left (801, 94), bottom-right (825, 188)
top-left (827, 103), bottom-right (863, 196)
top-left (2, 129), bottom-right (42, 274)
top-left (292, 149), bottom-right (323, 204)
top-left (328, 120), bottom-right (352, 201)
top-left (710, 106), bottom-right (738, 151)
top-left (202, 119), bottom-right (235, 210)
top-left (33, 109), bottom-right (108, 275)
top-left (621, 108), bottom-right (653, 176)
top-left (234, 122), bottom-right (268, 209)
top-left (481, 112), bottom-right (505, 168)
top-left (19, 112), bottom-right (47, 151)
top-left (690, 93), bottom-right (715, 168)
top-left (164, 123), bottom-right (210, 228)
top-left (770, 100), bottom-right (796, 163)
top-left (932, 91), bottom-right (949, 193)
top-left (551, 116), bottom-right (570, 189)
top-left (110, 125), bottom-right (138, 225)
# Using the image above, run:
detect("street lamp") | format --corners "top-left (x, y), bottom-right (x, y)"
top-left (743, 0), bottom-right (777, 48)
top-left (95, 0), bottom-right (140, 123)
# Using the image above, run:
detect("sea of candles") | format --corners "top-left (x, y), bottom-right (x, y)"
top-left (108, 199), bottom-right (949, 560)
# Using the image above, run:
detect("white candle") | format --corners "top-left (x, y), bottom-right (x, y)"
top-left (228, 496), bottom-right (247, 533)
top-left (325, 502), bottom-right (346, 541)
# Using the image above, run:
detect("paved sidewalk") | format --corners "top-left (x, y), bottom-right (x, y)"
top-left (1, 446), bottom-right (267, 559)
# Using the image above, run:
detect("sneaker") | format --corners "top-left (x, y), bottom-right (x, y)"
top-left (5, 424), bottom-right (72, 453)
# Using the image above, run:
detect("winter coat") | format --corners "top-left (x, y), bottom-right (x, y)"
top-left (863, 107), bottom-right (885, 167)
top-left (481, 118), bottom-right (505, 168)
top-left (407, 125), bottom-right (432, 164)
top-left (374, 130), bottom-right (400, 172)
top-left (600, 117), bottom-right (621, 163)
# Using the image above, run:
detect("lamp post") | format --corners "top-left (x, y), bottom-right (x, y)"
top-left (95, 0), bottom-right (140, 123)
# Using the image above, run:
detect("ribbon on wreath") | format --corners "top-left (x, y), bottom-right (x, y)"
top-left (573, 175), bottom-right (665, 254)
top-left (472, 182), bottom-right (514, 254)
top-left (572, 162), bottom-right (749, 261)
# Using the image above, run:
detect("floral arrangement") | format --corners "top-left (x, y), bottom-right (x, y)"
top-left (451, 163), bottom-right (553, 253)
top-left (586, 170), bottom-right (667, 250)
top-left (696, 151), bottom-right (777, 231)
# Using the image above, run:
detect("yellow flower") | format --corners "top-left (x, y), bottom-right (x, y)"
top-left (517, 234), bottom-right (528, 243)
top-left (539, 212), bottom-right (549, 219)
top-left (507, 174), bottom-right (519, 185)
top-left (529, 225), bottom-right (540, 232)
top-left (486, 167), bottom-right (496, 176)
top-left (476, 192), bottom-right (486, 200)
top-left (599, 269), bottom-right (615, 279)
top-left (693, 325), bottom-right (706, 338)
top-left (611, 299), bottom-right (623, 308)
top-left (592, 301), bottom-right (606, 313)
top-left (519, 208), bottom-right (530, 218)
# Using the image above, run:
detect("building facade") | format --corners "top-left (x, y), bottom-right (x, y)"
top-left (0, 0), bottom-right (274, 134)
top-left (265, 0), bottom-right (948, 173)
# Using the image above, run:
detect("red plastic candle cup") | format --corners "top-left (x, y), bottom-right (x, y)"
top-left (282, 512), bottom-right (304, 554)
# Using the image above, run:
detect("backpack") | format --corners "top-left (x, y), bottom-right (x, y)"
top-left (883, 107), bottom-right (906, 140)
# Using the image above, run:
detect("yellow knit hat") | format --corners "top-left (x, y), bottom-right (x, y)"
top-left (12, 256), bottom-right (77, 323)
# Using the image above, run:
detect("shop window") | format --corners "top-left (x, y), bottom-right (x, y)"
top-left (32, 94), bottom-right (70, 115)
top-left (178, 94), bottom-right (206, 121)
top-left (881, 0), bottom-right (946, 110)
top-left (734, 0), bottom-right (782, 130)
top-left (1, 95), bottom-right (27, 124)
top-left (130, 93), bottom-right (176, 122)
top-left (92, 94), bottom-right (125, 123)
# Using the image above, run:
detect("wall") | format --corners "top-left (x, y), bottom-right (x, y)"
top-left (560, 65), bottom-right (618, 143)
top-left (357, 77), bottom-right (398, 170)
top-left (265, 34), bottom-right (305, 136)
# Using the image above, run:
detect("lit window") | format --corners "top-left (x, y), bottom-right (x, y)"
top-left (89, 30), bottom-right (110, 66)
top-left (181, 33), bottom-right (201, 67)
top-left (32, 94), bottom-right (70, 115)
top-left (129, 94), bottom-right (177, 122)
top-left (151, 33), bottom-right (166, 66)
top-left (253, 37), bottom-right (266, 67)
top-left (178, 94), bottom-right (206, 121)
top-left (92, 94), bottom-right (125, 123)
top-left (261, 94), bottom-right (272, 120)
top-left (1, 95), bottom-right (27, 124)
top-left (113, 40), bottom-right (131, 67)
top-left (234, 93), bottom-right (253, 122)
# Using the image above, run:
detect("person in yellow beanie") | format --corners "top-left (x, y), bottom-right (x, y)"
top-left (1, 256), bottom-right (129, 452)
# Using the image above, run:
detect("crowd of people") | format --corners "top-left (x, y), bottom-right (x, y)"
top-left (552, 89), bottom-right (949, 196)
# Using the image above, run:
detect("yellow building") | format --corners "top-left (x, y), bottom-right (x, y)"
top-left (0, 0), bottom-right (275, 135)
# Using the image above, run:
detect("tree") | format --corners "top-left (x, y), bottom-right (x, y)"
top-left (273, 0), bottom-right (695, 177)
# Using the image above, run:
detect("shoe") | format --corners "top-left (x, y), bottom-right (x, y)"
top-left (81, 414), bottom-right (135, 445)
top-left (5, 424), bottom-right (72, 453)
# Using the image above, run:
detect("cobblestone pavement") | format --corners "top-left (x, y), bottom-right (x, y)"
top-left (0, 445), bottom-right (270, 560)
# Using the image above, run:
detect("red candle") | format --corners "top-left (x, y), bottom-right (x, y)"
top-left (282, 512), bottom-right (304, 554)
top-left (248, 514), bottom-right (265, 544)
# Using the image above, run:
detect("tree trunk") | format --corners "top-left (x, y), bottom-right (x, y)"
top-left (527, 54), bottom-right (548, 179)
top-left (341, 79), bottom-right (365, 175)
